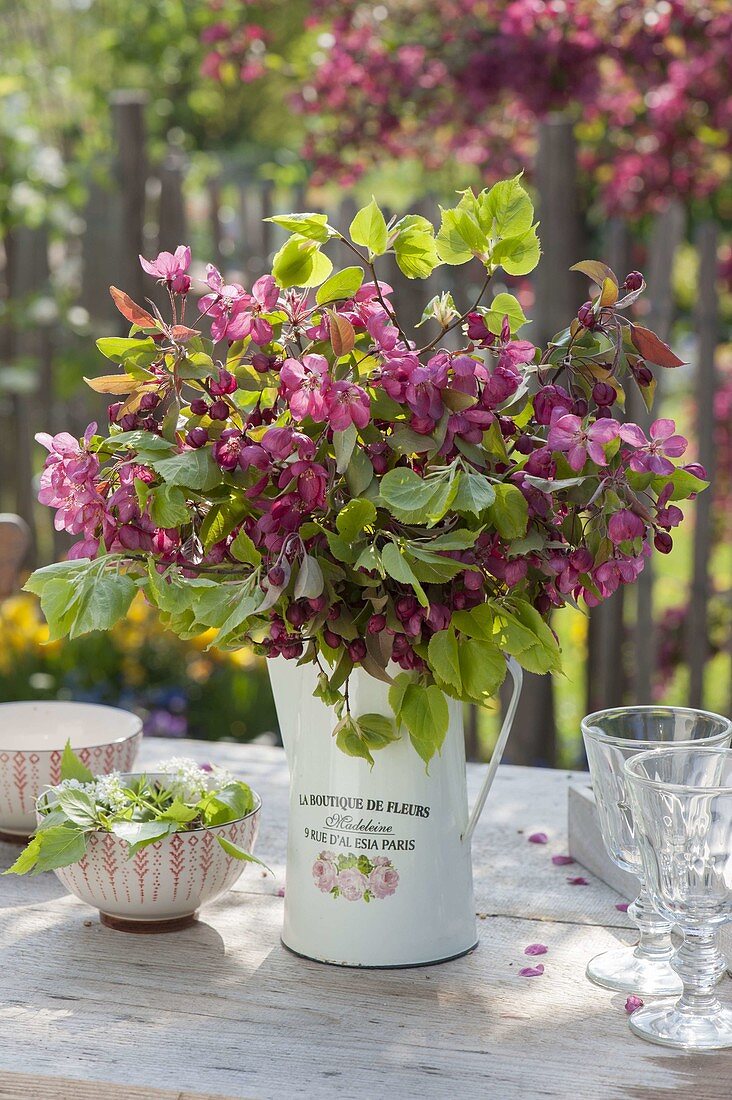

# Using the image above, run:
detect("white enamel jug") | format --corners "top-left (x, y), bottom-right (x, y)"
top-left (268, 656), bottom-right (523, 967)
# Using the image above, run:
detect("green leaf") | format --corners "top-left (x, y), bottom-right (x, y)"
top-left (379, 467), bottom-right (441, 518)
top-left (335, 715), bottom-right (375, 767)
top-left (452, 471), bottom-right (496, 516)
top-left (399, 683), bottom-right (449, 766)
top-left (151, 449), bottom-right (221, 491)
top-left (229, 529), bottom-right (262, 567)
top-left (654, 468), bottom-right (708, 501)
top-left (199, 500), bottom-right (243, 553)
top-left (388, 671), bottom-right (413, 721)
top-left (493, 226), bottom-right (541, 276)
top-left (294, 554), bottom-right (325, 600)
top-left (487, 483), bottom-right (529, 539)
top-left (266, 212), bottom-right (335, 243)
top-left (70, 573), bottom-right (137, 638)
top-left (393, 217), bottom-right (440, 279)
top-left (452, 602), bottom-right (495, 642)
top-left (506, 600), bottom-right (561, 674)
top-left (336, 499), bottom-right (376, 542)
top-left (61, 741), bottom-right (95, 783)
top-left (346, 448), bottom-right (374, 496)
top-left (428, 628), bottom-right (462, 693)
top-left (55, 788), bottom-right (98, 828)
top-left (357, 713), bottom-right (400, 750)
top-left (272, 235), bottom-right (333, 289)
top-left (96, 336), bottom-right (158, 369)
top-left (381, 544), bottom-right (428, 607)
top-left (387, 427), bottom-right (436, 455)
top-left (104, 430), bottom-right (175, 456)
top-left (148, 484), bottom-right (190, 528)
top-left (2, 834), bottom-right (43, 875)
top-left (158, 799), bottom-right (200, 825)
top-left (458, 638), bottom-right (507, 702)
top-left (217, 835), bottom-right (270, 870)
top-left (315, 266), bottom-right (365, 305)
top-left (111, 820), bottom-right (176, 856)
top-left (479, 176), bottom-right (534, 238)
top-left (482, 293), bottom-right (529, 336)
top-left (333, 423), bottom-right (358, 474)
top-left (33, 823), bottom-right (88, 872)
top-left (200, 781), bottom-right (255, 825)
top-left (436, 207), bottom-right (487, 265)
top-left (427, 529), bottom-right (480, 550)
top-left (349, 198), bottom-right (388, 256)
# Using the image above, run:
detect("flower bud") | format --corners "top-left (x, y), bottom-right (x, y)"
top-left (577, 301), bottom-right (596, 329)
top-left (367, 614), bottom-right (387, 635)
top-left (592, 382), bottom-right (616, 407)
top-left (348, 639), bottom-right (367, 662)
top-left (463, 569), bottom-right (484, 592)
top-left (286, 603), bottom-right (308, 628)
top-left (139, 391), bottom-right (160, 412)
top-left (108, 401), bottom-right (123, 423)
top-left (308, 595), bottom-right (328, 613)
top-left (624, 271), bottom-right (644, 291)
top-left (683, 462), bottom-right (707, 480)
top-left (654, 531), bottom-right (673, 554)
top-left (186, 427), bottom-right (209, 448)
top-left (323, 629), bottom-right (341, 649)
top-left (281, 641), bottom-right (304, 660)
top-left (267, 565), bottom-right (286, 587)
top-left (208, 399), bottom-right (230, 421)
top-left (634, 361), bottom-right (653, 386)
top-left (251, 352), bottom-right (275, 373)
top-left (500, 314), bottom-right (511, 342)
top-left (190, 398), bottom-right (209, 416)
top-left (210, 368), bottom-right (237, 396)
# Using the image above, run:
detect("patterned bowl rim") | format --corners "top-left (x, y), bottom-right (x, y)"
top-left (0, 701), bottom-right (143, 755)
top-left (37, 772), bottom-right (262, 835)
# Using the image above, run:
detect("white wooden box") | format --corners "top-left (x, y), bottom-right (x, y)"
top-left (567, 779), bottom-right (636, 900)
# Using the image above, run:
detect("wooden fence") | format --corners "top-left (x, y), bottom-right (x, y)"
top-left (0, 101), bottom-right (727, 763)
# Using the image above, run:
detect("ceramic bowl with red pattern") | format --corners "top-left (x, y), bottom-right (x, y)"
top-left (43, 774), bottom-right (261, 932)
top-left (0, 701), bottom-right (142, 840)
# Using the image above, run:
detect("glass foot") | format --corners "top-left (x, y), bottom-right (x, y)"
top-left (630, 1001), bottom-right (732, 1051)
top-left (586, 945), bottom-right (683, 996)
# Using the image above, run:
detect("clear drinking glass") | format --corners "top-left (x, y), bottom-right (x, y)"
top-left (581, 707), bottom-right (731, 996)
top-left (625, 746), bottom-right (732, 1050)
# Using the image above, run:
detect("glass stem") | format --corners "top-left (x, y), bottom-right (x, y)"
top-left (629, 882), bottom-right (674, 962)
top-left (673, 928), bottom-right (727, 1016)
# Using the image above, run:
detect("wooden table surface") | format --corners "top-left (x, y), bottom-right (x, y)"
top-left (1, 737), bottom-right (730, 1100)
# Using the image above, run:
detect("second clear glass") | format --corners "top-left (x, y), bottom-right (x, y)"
top-left (581, 706), bottom-right (731, 996)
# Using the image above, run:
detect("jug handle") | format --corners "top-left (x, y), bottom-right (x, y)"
top-left (463, 656), bottom-right (523, 843)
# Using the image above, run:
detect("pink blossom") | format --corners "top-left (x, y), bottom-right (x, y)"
top-left (280, 354), bottom-right (330, 422)
top-left (198, 264), bottom-right (249, 342)
top-left (496, 339), bottom-right (535, 370)
top-left (325, 381), bottom-right (370, 431)
top-left (528, 832), bottom-right (548, 844)
top-left (36, 424), bottom-right (106, 543)
top-left (625, 995), bottom-right (644, 1014)
top-left (336, 866), bottom-right (369, 901)
top-left (279, 461), bottom-right (328, 509)
top-left (238, 275), bottom-right (279, 345)
top-left (608, 509), bottom-right (645, 545)
top-left (548, 412), bottom-right (619, 471)
top-left (524, 944), bottom-right (548, 956)
top-left (369, 863), bottom-right (399, 899)
top-left (139, 245), bottom-right (191, 294)
top-left (615, 902), bottom-right (630, 912)
top-left (619, 418), bottom-right (687, 475)
top-left (312, 857), bottom-right (337, 894)
top-left (567, 876), bottom-right (590, 886)
top-left (551, 855), bottom-right (575, 866)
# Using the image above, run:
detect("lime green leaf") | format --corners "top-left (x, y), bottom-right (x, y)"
top-left (96, 337), bottom-right (158, 369)
top-left (32, 823), bottom-right (88, 872)
top-left (336, 499), bottom-right (377, 542)
top-left (381, 544), bottom-right (428, 608)
top-left (349, 198), bottom-right (388, 256)
top-left (335, 715), bottom-right (375, 767)
top-left (482, 293), bottom-right (529, 336)
top-left (70, 573), bottom-right (137, 638)
top-left (379, 467), bottom-right (439, 517)
top-left (346, 448), bottom-right (374, 496)
top-left (458, 638), bottom-right (506, 702)
top-left (158, 799), bottom-right (200, 825)
top-left (266, 212), bottom-right (335, 243)
top-left (55, 788), bottom-right (98, 828)
top-left (399, 683), bottom-right (449, 766)
top-left (148, 484), bottom-right (190, 528)
top-left (60, 740), bottom-right (94, 783)
top-left (357, 713), bottom-right (400, 750)
top-left (393, 217), bottom-right (440, 279)
top-left (388, 671), bottom-right (413, 721)
top-left (479, 176), bottom-right (534, 238)
top-left (436, 207), bottom-right (487, 264)
top-left (452, 471), bottom-right (496, 516)
top-left (272, 235), bottom-right (333, 289)
top-left (315, 266), bottom-right (365, 305)
top-left (333, 423), bottom-right (358, 474)
top-left (217, 835), bottom-right (270, 870)
top-left (200, 500), bottom-right (243, 552)
top-left (506, 600), bottom-right (562, 674)
top-left (229, 529), bottom-right (262, 567)
top-left (452, 602), bottom-right (495, 642)
top-left (428, 628), bottom-right (462, 693)
top-left (493, 226), bottom-right (541, 276)
top-left (487, 483), bottom-right (529, 539)
top-left (2, 835), bottom-right (42, 875)
top-left (200, 781), bottom-right (255, 825)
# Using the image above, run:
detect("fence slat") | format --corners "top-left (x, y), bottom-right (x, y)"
top-left (111, 91), bottom-right (148, 315)
top-left (685, 220), bottom-right (719, 707)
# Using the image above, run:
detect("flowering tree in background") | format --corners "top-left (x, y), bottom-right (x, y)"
top-left (202, 0), bottom-right (731, 217)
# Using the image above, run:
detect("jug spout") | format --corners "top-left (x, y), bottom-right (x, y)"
top-left (267, 656), bottom-right (303, 767)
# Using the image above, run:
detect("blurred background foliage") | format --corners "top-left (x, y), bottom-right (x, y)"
top-left (0, 0), bottom-right (729, 761)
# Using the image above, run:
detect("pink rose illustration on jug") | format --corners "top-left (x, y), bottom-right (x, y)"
top-left (312, 851), bottom-right (399, 902)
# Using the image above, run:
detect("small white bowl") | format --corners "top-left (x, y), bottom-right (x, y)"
top-left (0, 701), bottom-right (142, 840)
top-left (42, 774), bottom-right (262, 932)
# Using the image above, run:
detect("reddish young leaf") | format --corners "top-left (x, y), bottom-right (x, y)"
top-left (570, 260), bottom-right (618, 288)
top-left (109, 286), bottom-right (158, 329)
top-left (171, 324), bottom-right (202, 343)
top-left (329, 311), bottom-right (356, 357)
top-left (630, 324), bottom-right (685, 368)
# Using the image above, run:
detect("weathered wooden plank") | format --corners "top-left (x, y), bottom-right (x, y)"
top-left (0, 1073), bottom-right (238, 1100)
top-left (1, 741), bottom-right (730, 1100)
top-left (111, 91), bottom-right (148, 314)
